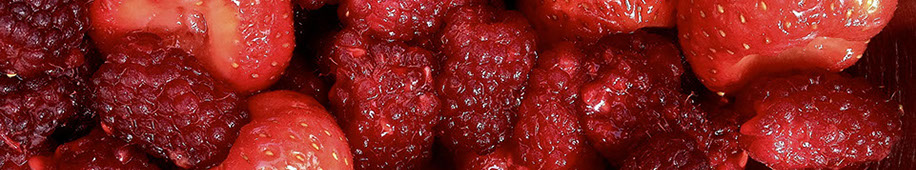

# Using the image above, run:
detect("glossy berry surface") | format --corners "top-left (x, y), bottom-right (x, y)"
top-left (678, 0), bottom-right (898, 93)
top-left (90, 34), bottom-right (247, 169)
top-left (0, 67), bottom-right (90, 159)
top-left (47, 129), bottom-right (156, 169)
top-left (436, 5), bottom-right (537, 155)
top-left (216, 91), bottom-right (353, 170)
top-left (0, 0), bottom-right (90, 78)
top-left (325, 29), bottom-right (440, 169)
top-left (519, 0), bottom-right (676, 43)
top-left (738, 73), bottom-right (902, 169)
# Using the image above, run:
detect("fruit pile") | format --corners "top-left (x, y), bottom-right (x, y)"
top-left (0, 0), bottom-right (911, 169)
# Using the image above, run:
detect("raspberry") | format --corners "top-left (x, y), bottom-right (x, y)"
top-left (48, 129), bottom-right (156, 169)
top-left (90, 34), bottom-right (247, 169)
top-left (328, 38), bottom-right (440, 169)
top-left (0, 69), bottom-right (89, 158)
top-left (0, 0), bottom-right (89, 78)
top-left (337, 0), bottom-right (497, 41)
top-left (454, 146), bottom-right (522, 169)
top-left (737, 73), bottom-right (902, 169)
top-left (621, 134), bottom-right (711, 170)
top-left (436, 5), bottom-right (538, 154)
top-left (512, 42), bottom-right (601, 169)
top-left (0, 142), bottom-right (29, 169)
top-left (576, 32), bottom-right (686, 162)
top-left (338, 0), bottom-right (445, 41)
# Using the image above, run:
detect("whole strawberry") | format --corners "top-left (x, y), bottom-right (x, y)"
top-left (678, 0), bottom-right (897, 93)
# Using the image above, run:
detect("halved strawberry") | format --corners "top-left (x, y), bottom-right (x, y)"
top-left (678, 0), bottom-right (897, 93)
top-left (215, 91), bottom-right (353, 170)
top-left (89, 0), bottom-right (295, 93)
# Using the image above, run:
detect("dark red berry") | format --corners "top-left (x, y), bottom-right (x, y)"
top-left (49, 129), bottom-right (156, 169)
top-left (272, 56), bottom-right (331, 106)
top-left (0, 72), bottom-right (87, 158)
top-left (337, 0), bottom-right (496, 41)
top-left (0, 142), bottom-right (30, 169)
top-left (0, 0), bottom-right (90, 79)
top-left (436, 5), bottom-right (538, 155)
top-left (512, 42), bottom-right (601, 169)
top-left (328, 36), bottom-right (440, 169)
top-left (737, 73), bottom-right (902, 169)
top-left (454, 146), bottom-right (523, 170)
top-left (576, 32), bottom-right (685, 163)
top-left (620, 133), bottom-right (711, 170)
top-left (90, 34), bottom-right (247, 169)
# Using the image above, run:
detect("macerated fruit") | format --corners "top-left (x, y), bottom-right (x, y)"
top-left (89, 0), bottom-right (295, 93)
top-left (512, 42), bottom-right (601, 169)
top-left (47, 129), bottom-right (156, 169)
top-left (0, 0), bottom-right (90, 79)
top-left (576, 32), bottom-right (685, 162)
top-left (216, 91), bottom-right (353, 170)
top-left (519, 0), bottom-right (676, 43)
top-left (324, 28), bottom-right (440, 168)
top-left (436, 5), bottom-right (538, 155)
top-left (0, 70), bottom-right (89, 159)
top-left (678, 0), bottom-right (897, 93)
top-left (621, 134), bottom-right (711, 170)
top-left (738, 72), bottom-right (902, 169)
top-left (90, 34), bottom-right (247, 169)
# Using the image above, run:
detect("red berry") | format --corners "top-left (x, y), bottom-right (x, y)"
top-left (272, 56), bottom-right (331, 106)
top-left (47, 129), bottom-right (156, 169)
top-left (512, 42), bottom-right (601, 169)
top-left (620, 133), bottom-right (711, 170)
top-left (296, 0), bottom-right (338, 10)
top-left (216, 91), bottom-right (353, 170)
top-left (89, 0), bottom-right (295, 93)
top-left (0, 0), bottom-right (90, 79)
top-left (337, 0), bottom-right (496, 42)
top-left (737, 73), bottom-right (902, 169)
top-left (576, 32), bottom-right (685, 162)
top-left (0, 70), bottom-right (89, 158)
top-left (678, 0), bottom-right (897, 93)
top-left (519, 0), bottom-right (676, 44)
top-left (90, 34), bottom-right (247, 169)
top-left (454, 146), bottom-right (525, 170)
top-left (436, 5), bottom-right (538, 154)
top-left (326, 32), bottom-right (440, 168)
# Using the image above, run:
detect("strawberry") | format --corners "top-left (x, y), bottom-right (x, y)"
top-left (519, 0), bottom-right (676, 44)
top-left (677, 0), bottom-right (897, 93)
top-left (215, 91), bottom-right (353, 170)
top-left (737, 72), bottom-right (902, 169)
top-left (89, 0), bottom-right (295, 93)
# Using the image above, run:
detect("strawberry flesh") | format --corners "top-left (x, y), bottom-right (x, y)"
top-left (89, 0), bottom-right (295, 93)
top-left (216, 91), bottom-right (353, 170)
top-left (678, 0), bottom-right (897, 93)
